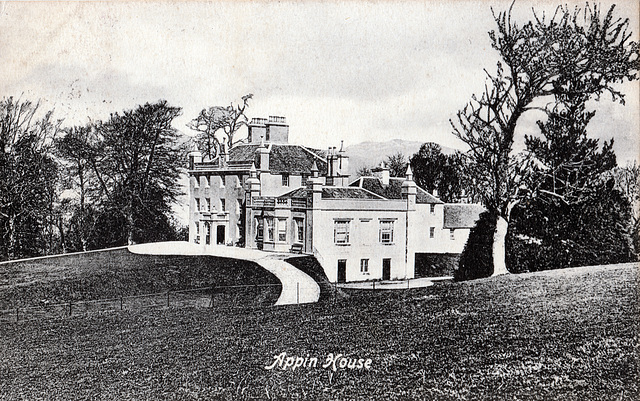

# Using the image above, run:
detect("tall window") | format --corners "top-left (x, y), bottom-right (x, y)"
top-left (220, 198), bottom-right (226, 211)
top-left (360, 259), bottom-right (369, 274)
top-left (379, 220), bottom-right (394, 244)
top-left (266, 218), bottom-right (274, 242)
top-left (334, 220), bottom-right (350, 244)
top-left (430, 227), bottom-right (435, 238)
top-left (450, 229), bottom-right (455, 240)
top-left (278, 218), bottom-right (287, 242)
top-left (282, 174), bottom-right (289, 186)
top-left (206, 198), bottom-right (211, 212)
top-left (294, 218), bottom-right (304, 243)
top-left (195, 198), bottom-right (201, 211)
top-left (220, 176), bottom-right (225, 188)
top-left (430, 204), bottom-right (436, 215)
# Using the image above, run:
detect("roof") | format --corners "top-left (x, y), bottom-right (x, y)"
top-left (349, 177), bottom-right (443, 204)
top-left (223, 144), bottom-right (328, 175)
top-left (278, 186), bottom-right (385, 200)
top-left (443, 204), bottom-right (485, 229)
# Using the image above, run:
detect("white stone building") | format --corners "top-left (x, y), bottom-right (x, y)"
top-left (188, 116), bottom-right (483, 282)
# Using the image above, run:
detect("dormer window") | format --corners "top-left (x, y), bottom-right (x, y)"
top-left (282, 174), bottom-right (289, 186)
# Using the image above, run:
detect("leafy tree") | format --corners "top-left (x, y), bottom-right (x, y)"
top-left (385, 152), bottom-right (408, 177)
top-left (88, 101), bottom-right (185, 245)
top-left (409, 143), bottom-right (465, 202)
top-left (452, 3), bottom-right (638, 277)
top-left (188, 94), bottom-right (252, 159)
top-left (356, 165), bottom-right (373, 178)
top-left (55, 125), bottom-right (97, 251)
top-left (0, 97), bottom-right (60, 260)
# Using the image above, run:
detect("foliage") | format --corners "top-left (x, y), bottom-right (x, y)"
top-left (88, 101), bottom-right (185, 245)
top-left (451, 3), bottom-right (638, 276)
top-left (0, 97), bottom-right (61, 260)
top-left (409, 143), bottom-right (465, 202)
top-left (385, 152), bottom-right (408, 177)
top-left (455, 211), bottom-right (497, 281)
top-left (188, 94), bottom-right (252, 159)
top-left (508, 180), bottom-right (636, 272)
top-left (355, 165), bottom-right (372, 178)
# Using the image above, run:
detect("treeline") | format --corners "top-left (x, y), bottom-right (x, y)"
top-left (0, 98), bottom-right (188, 261)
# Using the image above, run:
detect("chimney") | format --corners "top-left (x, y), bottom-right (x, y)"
top-left (188, 151), bottom-right (202, 170)
top-left (373, 161), bottom-right (390, 186)
top-left (259, 139), bottom-right (270, 172)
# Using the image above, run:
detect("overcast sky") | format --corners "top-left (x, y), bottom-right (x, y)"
top-left (1, 0), bottom-right (638, 164)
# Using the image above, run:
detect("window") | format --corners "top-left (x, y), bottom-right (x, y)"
top-left (256, 218), bottom-right (263, 240)
top-left (195, 198), bottom-right (201, 211)
top-left (430, 227), bottom-right (435, 239)
top-left (220, 198), bottom-right (226, 212)
top-left (206, 198), bottom-right (211, 212)
top-left (379, 220), bottom-right (394, 244)
top-left (282, 174), bottom-right (289, 186)
top-left (266, 218), bottom-right (274, 242)
top-left (360, 259), bottom-right (369, 274)
top-left (195, 223), bottom-right (200, 243)
top-left (302, 175), bottom-right (308, 186)
top-left (430, 204), bottom-right (436, 215)
top-left (450, 229), bottom-right (455, 240)
top-left (294, 218), bottom-right (304, 243)
top-left (277, 218), bottom-right (287, 242)
top-left (334, 220), bottom-right (350, 244)
top-left (220, 176), bottom-right (225, 188)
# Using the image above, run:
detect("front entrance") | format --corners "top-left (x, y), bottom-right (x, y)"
top-left (337, 259), bottom-right (347, 283)
top-left (382, 258), bottom-right (391, 280)
top-left (216, 225), bottom-right (225, 245)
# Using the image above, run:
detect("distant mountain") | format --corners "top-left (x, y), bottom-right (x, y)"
top-left (345, 139), bottom-right (458, 178)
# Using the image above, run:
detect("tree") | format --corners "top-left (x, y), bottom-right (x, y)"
top-left (356, 165), bottom-right (373, 178)
top-left (87, 101), bottom-right (185, 245)
top-left (409, 143), bottom-right (465, 202)
top-left (0, 97), bottom-right (60, 260)
top-left (188, 94), bottom-right (252, 159)
top-left (55, 124), bottom-right (97, 251)
top-left (452, 3), bottom-right (638, 277)
top-left (385, 152), bottom-right (408, 177)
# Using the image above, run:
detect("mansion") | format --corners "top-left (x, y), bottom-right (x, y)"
top-left (187, 116), bottom-right (483, 283)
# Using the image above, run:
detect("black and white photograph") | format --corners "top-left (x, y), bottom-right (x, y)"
top-left (0, 0), bottom-right (638, 399)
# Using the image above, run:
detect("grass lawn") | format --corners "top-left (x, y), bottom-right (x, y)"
top-left (0, 261), bottom-right (637, 400)
top-left (0, 249), bottom-right (282, 311)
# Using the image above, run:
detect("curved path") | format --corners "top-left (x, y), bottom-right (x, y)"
top-left (128, 242), bottom-right (320, 306)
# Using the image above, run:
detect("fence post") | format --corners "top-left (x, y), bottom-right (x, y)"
top-left (296, 282), bottom-right (299, 305)
top-left (68, 302), bottom-right (72, 317)
top-left (408, 279), bottom-right (410, 289)
top-left (373, 281), bottom-right (376, 291)
top-left (166, 291), bottom-right (170, 308)
top-left (120, 296), bottom-right (123, 311)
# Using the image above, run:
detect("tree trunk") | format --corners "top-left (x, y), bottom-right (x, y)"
top-left (491, 216), bottom-right (510, 276)
top-left (7, 216), bottom-right (16, 260)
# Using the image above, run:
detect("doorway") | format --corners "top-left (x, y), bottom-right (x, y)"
top-left (337, 259), bottom-right (347, 283)
top-left (216, 225), bottom-right (225, 245)
top-left (382, 258), bottom-right (391, 281)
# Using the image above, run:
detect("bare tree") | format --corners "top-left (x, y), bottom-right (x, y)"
top-left (452, 3), bottom-right (639, 276)
top-left (188, 94), bottom-right (253, 159)
top-left (0, 97), bottom-right (61, 259)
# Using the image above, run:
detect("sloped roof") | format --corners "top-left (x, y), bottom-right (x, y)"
top-left (349, 177), bottom-right (443, 204)
top-left (278, 186), bottom-right (385, 200)
top-left (443, 204), bottom-right (485, 229)
top-left (226, 144), bottom-right (328, 175)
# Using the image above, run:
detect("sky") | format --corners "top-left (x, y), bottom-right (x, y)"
top-left (1, 0), bottom-right (638, 165)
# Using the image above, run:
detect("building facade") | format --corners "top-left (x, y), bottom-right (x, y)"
top-left (188, 116), bottom-right (483, 282)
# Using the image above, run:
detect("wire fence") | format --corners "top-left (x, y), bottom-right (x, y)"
top-left (0, 283), bottom-right (285, 324)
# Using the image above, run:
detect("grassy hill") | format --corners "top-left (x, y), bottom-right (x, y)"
top-left (0, 262), bottom-right (636, 400)
top-left (0, 248), bottom-right (281, 310)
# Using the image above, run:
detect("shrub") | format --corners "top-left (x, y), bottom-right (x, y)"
top-left (455, 211), bottom-right (497, 281)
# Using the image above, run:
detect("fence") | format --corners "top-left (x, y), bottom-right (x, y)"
top-left (0, 283), bottom-right (284, 324)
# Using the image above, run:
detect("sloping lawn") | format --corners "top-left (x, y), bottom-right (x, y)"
top-left (0, 249), bottom-right (281, 310)
top-left (0, 262), bottom-right (637, 400)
